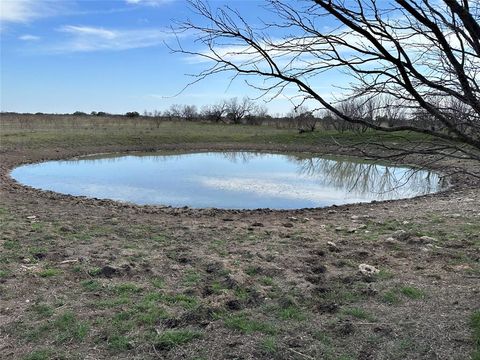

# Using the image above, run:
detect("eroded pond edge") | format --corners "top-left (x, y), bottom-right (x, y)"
top-left (2, 143), bottom-right (472, 215)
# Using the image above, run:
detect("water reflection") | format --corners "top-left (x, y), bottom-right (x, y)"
top-left (294, 157), bottom-right (442, 198)
top-left (12, 151), bottom-right (443, 209)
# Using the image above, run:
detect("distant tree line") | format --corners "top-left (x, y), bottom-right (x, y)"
top-left (2, 94), bottom-right (463, 135)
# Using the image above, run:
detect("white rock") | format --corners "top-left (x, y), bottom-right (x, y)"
top-left (358, 264), bottom-right (379, 276)
top-left (419, 236), bottom-right (438, 243)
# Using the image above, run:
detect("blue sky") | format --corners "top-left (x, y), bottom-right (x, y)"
top-left (0, 0), bottom-right (344, 115)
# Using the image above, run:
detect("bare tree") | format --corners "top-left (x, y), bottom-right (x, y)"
top-left (201, 101), bottom-right (227, 123)
top-left (225, 97), bottom-right (256, 124)
top-left (176, 0), bottom-right (480, 161)
top-left (181, 104), bottom-right (198, 121)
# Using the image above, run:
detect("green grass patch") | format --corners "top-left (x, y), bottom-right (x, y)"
top-left (341, 307), bottom-right (375, 321)
top-left (399, 286), bottom-right (425, 300)
top-left (183, 269), bottom-right (202, 285)
top-left (4, 240), bottom-right (20, 250)
top-left (151, 277), bottom-right (165, 289)
top-left (382, 290), bottom-right (401, 305)
top-left (261, 336), bottom-right (278, 354)
top-left (278, 305), bottom-right (307, 321)
top-left (112, 282), bottom-right (143, 295)
top-left (81, 279), bottom-right (102, 291)
top-left (23, 349), bottom-right (57, 360)
top-left (88, 267), bottom-right (102, 276)
top-left (30, 304), bottom-right (54, 319)
top-left (161, 293), bottom-right (198, 309)
top-left (153, 329), bottom-right (202, 350)
top-left (38, 268), bottom-right (61, 277)
top-left (107, 335), bottom-right (132, 351)
top-left (376, 269), bottom-right (395, 280)
top-left (223, 313), bottom-right (276, 334)
top-left (471, 311), bottom-right (480, 360)
top-left (53, 311), bottom-right (89, 343)
top-left (260, 276), bottom-right (274, 286)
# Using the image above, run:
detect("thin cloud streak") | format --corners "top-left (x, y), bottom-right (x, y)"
top-left (44, 25), bottom-right (177, 53)
top-left (0, 0), bottom-right (66, 23)
top-left (125, 0), bottom-right (174, 6)
top-left (19, 34), bottom-right (41, 41)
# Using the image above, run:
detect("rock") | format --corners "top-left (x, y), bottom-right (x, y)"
top-left (251, 222), bottom-right (264, 227)
top-left (327, 241), bottom-right (340, 252)
top-left (327, 210), bottom-right (337, 214)
top-left (316, 302), bottom-right (339, 314)
top-left (283, 223), bottom-right (294, 228)
top-left (419, 235), bottom-right (437, 243)
top-left (59, 225), bottom-right (74, 233)
top-left (358, 264), bottom-right (379, 276)
top-left (206, 262), bottom-right (223, 274)
top-left (287, 216), bottom-right (298, 221)
top-left (384, 237), bottom-right (398, 245)
top-left (225, 299), bottom-right (243, 311)
top-left (351, 215), bottom-right (360, 220)
top-left (310, 264), bottom-right (327, 274)
top-left (335, 227), bottom-right (343, 232)
top-left (99, 265), bottom-right (117, 278)
top-left (391, 230), bottom-right (410, 241)
top-left (347, 228), bottom-right (357, 233)
top-left (26, 215), bottom-right (37, 220)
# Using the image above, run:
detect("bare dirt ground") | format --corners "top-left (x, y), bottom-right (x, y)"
top-left (1, 138), bottom-right (479, 359)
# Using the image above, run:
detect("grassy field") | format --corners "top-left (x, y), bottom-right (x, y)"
top-left (0, 114), bottom-right (431, 151)
top-left (0, 115), bottom-right (479, 360)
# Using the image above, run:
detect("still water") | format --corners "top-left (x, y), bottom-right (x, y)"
top-left (11, 151), bottom-right (443, 209)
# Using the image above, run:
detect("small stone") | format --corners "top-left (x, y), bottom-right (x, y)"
top-left (327, 241), bottom-right (339, 252)
top-left (225, 299), bottom-right (243, 311)
top-left (419, 236), bottom-right (437, 243)
top-left (391, 230), bottom-right (410, 241)
top-left (358, 263), bottom-right (379, 276)
top-left (26, 215), bottom-right (37, 220)
top-left (351, 215), bottom-right (359, 220)
top-left (384, 237), bottom-right (397, 245)
top-left (251, 222), bottom-right (264, 227)
top-left (288, 216), bottom-right (298, 221)
top-left (283, 223), bottom-right (294, 228)
top-left (60, 225), bottom-right (74, 233)
top-left (347, 228), bottom-right (357, 233)
top-left (335, 227), bottom-right (343, 232)
top-left (327, 210), bottom-right (337, 214)
top-left (99, 265), bottom-right (117, 278)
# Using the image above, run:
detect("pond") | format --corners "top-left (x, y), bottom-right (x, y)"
top-left (11, 151), bottom-right (444, 209)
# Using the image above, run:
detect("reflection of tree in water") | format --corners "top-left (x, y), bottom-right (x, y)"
top-left (293, 157), bottom-right (442, 198)
top-left (219, 151), bottom-right (266, 163)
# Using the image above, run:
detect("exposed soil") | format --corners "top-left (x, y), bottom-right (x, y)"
top-left (1, 141), bottom-right (479, 360)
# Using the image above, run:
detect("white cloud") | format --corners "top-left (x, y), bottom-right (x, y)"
top-left (19, 34), bottom-right (41, 41)
top-left (50, 25), bottom-right (173, 52)
top-left (125, 0), bottom-right (173, 6)
top-left (0, 0), bottom-right (61, 23)
top-left (61, 25), bottom-right (117, 40)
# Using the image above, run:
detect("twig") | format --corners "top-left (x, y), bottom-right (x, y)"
top-left (287, 348), bottom-right (315, 360)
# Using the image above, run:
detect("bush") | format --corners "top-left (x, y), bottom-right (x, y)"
top-left (125, 111), bottom-right (140, 118)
